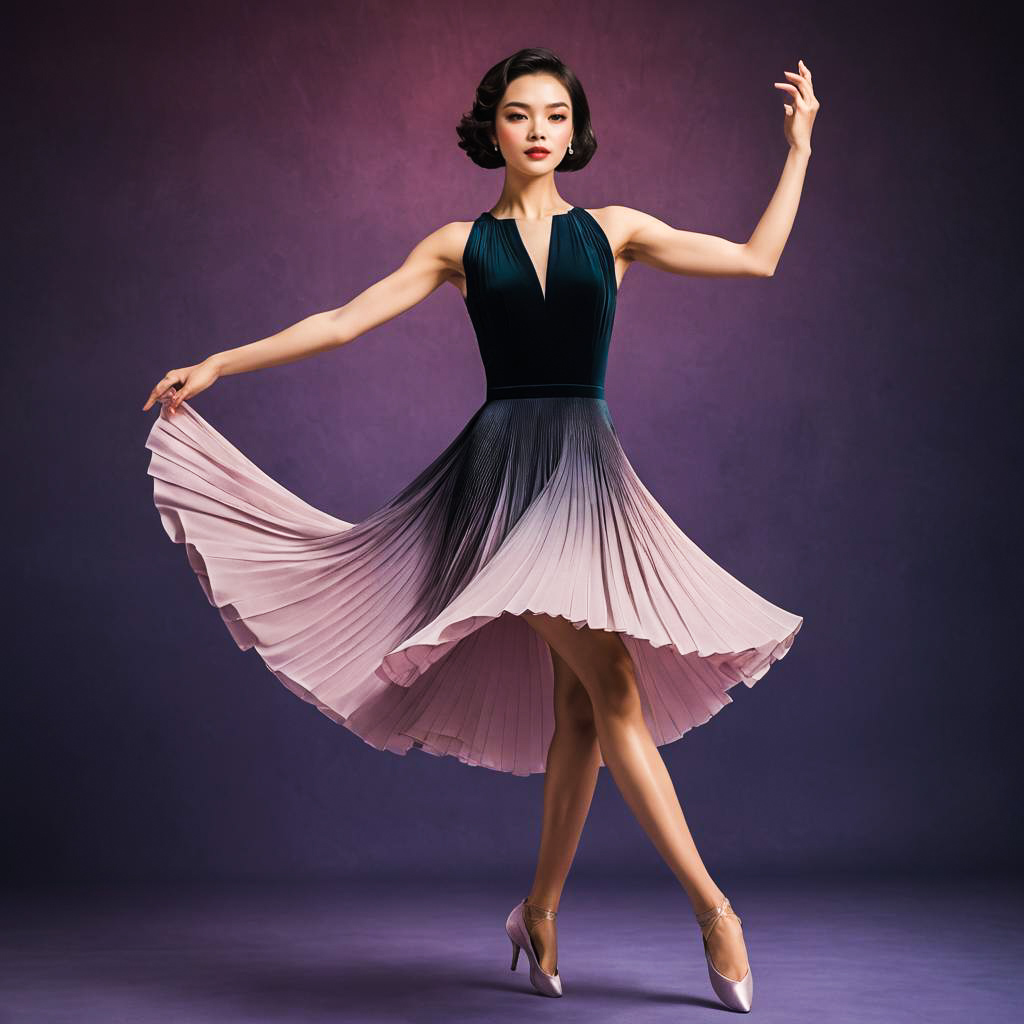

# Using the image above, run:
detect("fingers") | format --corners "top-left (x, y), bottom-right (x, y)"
top-left (773, 82), bottom-right (803, 109)
top-left (800, 59), bottom-right (819, 108)
top-left (774, 58), bottom-right (818, 130)
top-left (782, 70), bottom-right (809, 103)
top-left (778, 58), bottom-right (815, 105)
top-left (142, 373), bottom-right (182, 412)
top-left (791, 59), bottom-right (817, 105)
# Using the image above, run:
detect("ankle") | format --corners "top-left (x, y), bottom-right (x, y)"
top-left (691, 888), bottom-right (728, 917)
top-left (525, 893), bottom-right (560, 915)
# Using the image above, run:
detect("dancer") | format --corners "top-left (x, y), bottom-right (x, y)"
top-left (142, 47), bottom-right (817, 1012)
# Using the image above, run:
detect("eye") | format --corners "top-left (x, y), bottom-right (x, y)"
top-left (507, 113), bottom-right (569, 122)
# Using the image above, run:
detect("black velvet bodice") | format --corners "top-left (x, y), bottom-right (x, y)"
top-left (462, 207), bottom-right (618, 400)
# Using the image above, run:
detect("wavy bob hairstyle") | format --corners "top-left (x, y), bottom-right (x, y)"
top-left (456, 47), bottom-right (597, 171)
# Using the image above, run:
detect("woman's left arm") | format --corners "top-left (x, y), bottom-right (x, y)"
top-left (612, 58), bottom-right (820, 279)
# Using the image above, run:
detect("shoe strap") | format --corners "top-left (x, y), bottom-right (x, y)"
top-left (523, 898), bottom-right (558, 920)
top-left (695, 896), bottom-right (741, 940)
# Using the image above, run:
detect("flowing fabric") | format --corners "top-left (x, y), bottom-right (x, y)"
top-left (145, 207), bottom-right (803, 776)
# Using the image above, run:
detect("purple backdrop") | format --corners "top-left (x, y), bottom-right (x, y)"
top-left (5, 1), bottom-right (1015, 884)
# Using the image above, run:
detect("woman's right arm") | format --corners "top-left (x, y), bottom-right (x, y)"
top-left (143, 219), bottom-right (469, 413)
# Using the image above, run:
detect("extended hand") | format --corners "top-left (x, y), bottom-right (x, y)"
top-left (774, 58), bottom-right (819, 151)
top-left (142, 357), bottom-right (221, 414)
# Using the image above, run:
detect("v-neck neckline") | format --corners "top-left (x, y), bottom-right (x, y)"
top-left (484, 207), bottom-right (576, 304)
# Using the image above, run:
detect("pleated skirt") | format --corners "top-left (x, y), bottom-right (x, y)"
top-left (144, 394), bottom-right (803, 776)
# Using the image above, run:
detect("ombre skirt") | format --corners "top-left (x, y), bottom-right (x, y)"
top-left (144, 393), bottom-right (803, 776)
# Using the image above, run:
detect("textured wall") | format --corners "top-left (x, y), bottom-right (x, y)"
top-left (5, 0), bottom-right (1014, 882)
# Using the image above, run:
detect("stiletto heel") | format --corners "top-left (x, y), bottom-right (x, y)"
top-left (695, 895), bottom-right (753, 1012)
top-left (504, 897), bottom-right (563, 997)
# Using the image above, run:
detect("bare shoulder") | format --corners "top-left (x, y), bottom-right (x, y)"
top-left (414, 218), bottom-right (476, 265)
top-left (584, 205), bottom-right (657, 259)
top-left (579, 206), bottom-right (647, 289)
top-left (405, 218), bottom-right (477, 298)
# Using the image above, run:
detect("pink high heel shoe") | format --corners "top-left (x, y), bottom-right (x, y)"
top-left (695, 895), bottom-right (753, 1012)
top-left (505, 897), bottom-right (563, 997)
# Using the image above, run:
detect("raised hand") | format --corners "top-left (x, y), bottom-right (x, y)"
top-left (774, 58), bottom-right (819, 151)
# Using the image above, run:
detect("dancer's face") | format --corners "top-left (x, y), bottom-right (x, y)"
top-left (492, 74), bottom-right (574, 172)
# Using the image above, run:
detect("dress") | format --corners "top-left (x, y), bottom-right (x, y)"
top-left (144, 206), bottom-right (804, 776)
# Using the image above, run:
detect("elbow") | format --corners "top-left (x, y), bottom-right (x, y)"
top-left (323, 306), bottom-right (354, 347)
top-left (743, 244), bottom-right (775, 278)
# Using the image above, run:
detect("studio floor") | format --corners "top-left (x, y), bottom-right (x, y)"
top-left (2, 873), bottom-right (1019, 1023)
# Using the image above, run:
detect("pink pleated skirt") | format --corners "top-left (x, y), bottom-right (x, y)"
top-left (144, 394), bottom-right (803, 776)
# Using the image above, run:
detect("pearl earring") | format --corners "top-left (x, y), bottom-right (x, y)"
top-left (568, 141), bottom-right (574, 155)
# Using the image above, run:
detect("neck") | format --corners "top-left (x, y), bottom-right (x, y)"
top-left (490, 181), bottom-right (571, 221)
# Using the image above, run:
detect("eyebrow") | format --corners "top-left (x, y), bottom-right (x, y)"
top-left (500, 101), bottom-right (570, 111)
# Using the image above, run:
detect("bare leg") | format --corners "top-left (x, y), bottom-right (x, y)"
top-left (524, 644), bottom-right (602, 975)
top-left (521, 613), bottom-right (749, 982)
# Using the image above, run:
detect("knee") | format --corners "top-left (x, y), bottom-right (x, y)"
top-left (556, 683), bottom-right (598, 738)
top-left (588, 654), bottom-right (641, 719)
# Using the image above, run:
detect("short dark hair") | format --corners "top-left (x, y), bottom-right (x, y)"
top-left (456, 48), bottom-right (597, 171)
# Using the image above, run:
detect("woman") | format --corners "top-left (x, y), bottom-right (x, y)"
top-left (142, 47), bottom-right (817, 1012)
